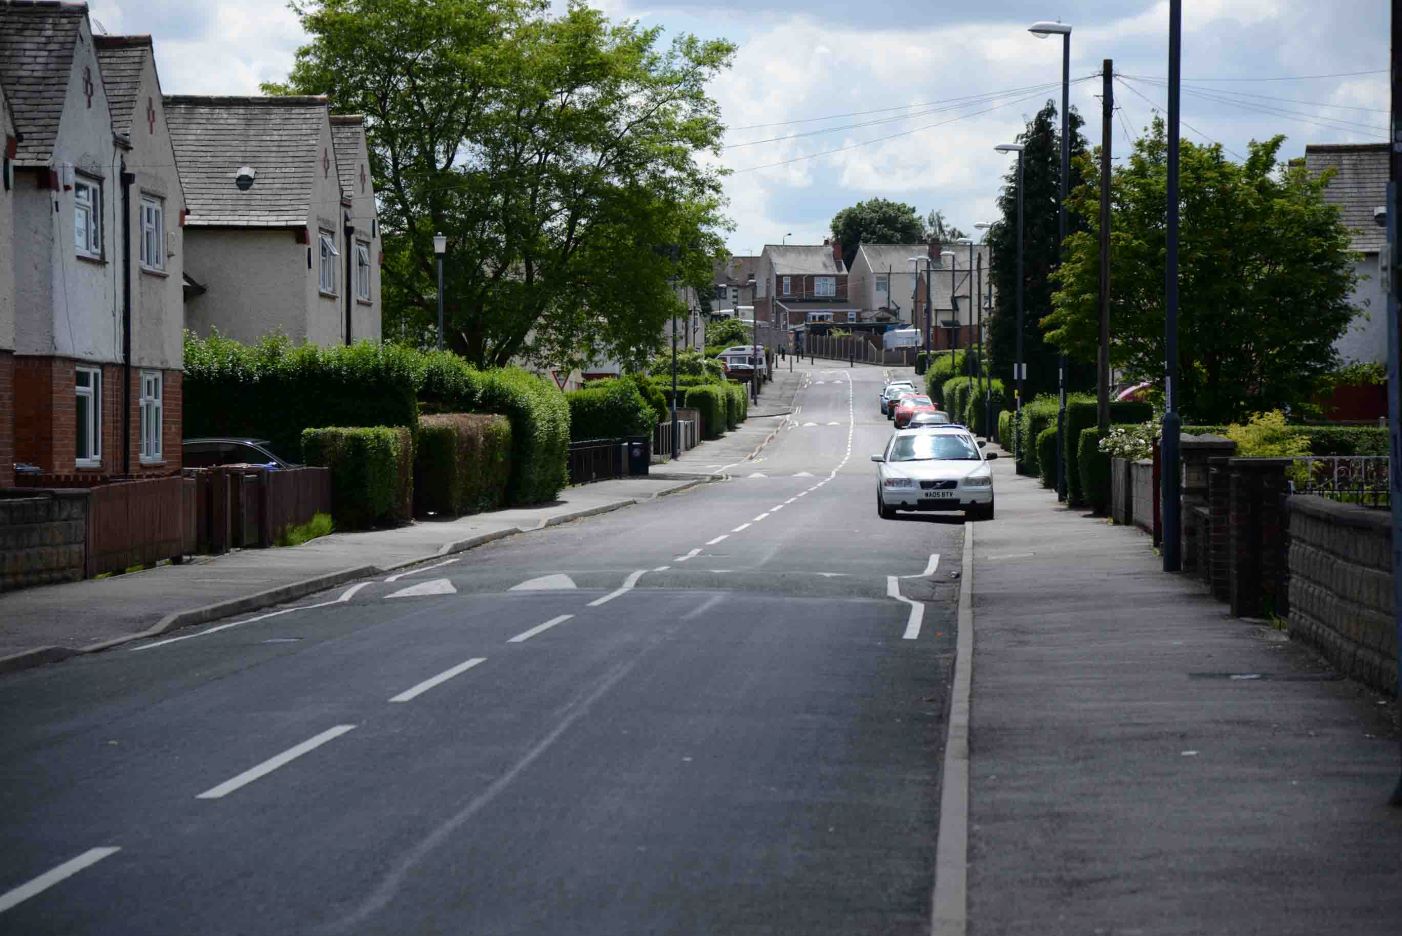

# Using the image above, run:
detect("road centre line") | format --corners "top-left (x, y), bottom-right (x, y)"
top-left (132, 583), bottom-right (370, 652)
top-left (731, 523), bottom-right (751, 532)
top-left (507, 615), bottom-right (573, 643)
top-left (587, 569), bottom-right (648, 607)
top-left (674, 548), bottom-right (702, 562)
top-left (770, 504), bottom-right (785, 512)
top-left (752, 513), bottom-right (770, 522)
top-left (887, 575), bottom-right (925, 640)
top-left (705, 534), bottom-right (729, 545)
top-left (385, 557), bottom-right (460, 582)
top-left (0, 847), bottom-right (121, 914)
top-left (389, 657), bottom-right (486, 703)
top-left (196, 725), bottom-right (356, 800)
top-left (652, 565), bottom-right (671, 572)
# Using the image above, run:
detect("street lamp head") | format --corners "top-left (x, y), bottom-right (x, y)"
top-left (974, 222), bottom-right (992, 230)
top-left (1029, 20), bottom-right (1071, 36)
top-left (994, 143), bottom-right (1024, 154)
top-left (432, 233), bottom-right (447, 255)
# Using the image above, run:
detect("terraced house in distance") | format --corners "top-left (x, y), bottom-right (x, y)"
top-left (164, 95), bottom-right (381, 348)
top-left (0, 0), bottom-right (186, 485)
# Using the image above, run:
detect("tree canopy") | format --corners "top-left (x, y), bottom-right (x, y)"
top-left (924, 209), bottom-right (966, 242)
top-left (985, 101), bottom-right (1091, 400)
top-left (1044, 119), bottom-right (1357, 423)
top-left (830, 198), bottom-right (924, 268)
top-left (268, 0), bottom-right (734, 371)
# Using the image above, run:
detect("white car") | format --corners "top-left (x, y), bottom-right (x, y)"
top-left (871, 427), bottom-right (997, 521)
top-left (879, 380), bottom-right (916, 415)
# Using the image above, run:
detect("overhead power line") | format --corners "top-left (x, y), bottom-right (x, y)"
top-left (1114, 76), bottom-right (1245, 161)
top-left (1120, 74), bottom-right (1387, 137)
top-left (1118, 68), bottom-right (1386, 83)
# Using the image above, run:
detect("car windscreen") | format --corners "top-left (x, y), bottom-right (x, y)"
top-left (887, 434), bottom-right (981, 462)
top-left (910, 413), bottom-right (951, 425)
top-left (898, 396), bottom-right (931, 407)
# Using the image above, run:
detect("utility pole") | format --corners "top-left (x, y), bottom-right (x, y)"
top-left (1386, 0), bottom-right (1402, 807)
top-left (1098, 59), bottom-right (1113, 433)
top-left (1162, 0), bottom-right (1183, 572)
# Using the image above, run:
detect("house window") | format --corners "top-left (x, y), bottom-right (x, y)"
top-left (876, 274), bottom-right (889, 294)
top-left (318, 230), bottom-right (338, 294)
top-left (814, 276), bottom-right (836, 298)
top-left (847, 311), bottom-right (857, 323)
top-left (730, 286), bottom-right (739, 303)
top-left (140, 371), bottom-right (163, 463)
top-left (355, 241), bottom-right (372, 301)
top-left (75, 366), bottom-right (101, 467)
top-left (139, 195), bottom-right (164, 271)
top-left (781, 275), bottom-right (792, 296)
top-left (75, 177), bottom-right (102, 259)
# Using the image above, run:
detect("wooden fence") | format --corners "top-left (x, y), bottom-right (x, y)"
top-left (85, 476), bottom-right (196, 577)
top-left (188, 466), bottom-right (332, 554)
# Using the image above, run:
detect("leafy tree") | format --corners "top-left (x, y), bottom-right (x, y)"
top-left (268, 0), bottom-right (733, 371)
top-left (1044, 119), bottom-right (1357, 423)
top-left (830, 198), bottom-right (924, 268)
top-left (924, 209), bottom-right (966, 242)
top-left (986, 101), bottom-right (1091, 399)
top-left (706, 317), bottom-right (751, 348)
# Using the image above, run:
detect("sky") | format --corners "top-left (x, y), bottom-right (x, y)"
top-left (87, 0), bottom-right (1389, 257)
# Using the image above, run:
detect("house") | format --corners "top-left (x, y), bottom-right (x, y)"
top-left (847, 243), bottom-right (928, 324)
top-left (1304, 143), bottom-right (1386, 365)
top-left (166, 95), bottom-right (381, 347)
top-left (912, 240), bottom-right (991, 352)
top-left (712, 255), bottom-right (758, 318)
top-left (753, 242), bottom-right (859, 332)
top-left (1, 79), bottom-right (15, 487)
top-left (0, 1), bottom-right (186, 482)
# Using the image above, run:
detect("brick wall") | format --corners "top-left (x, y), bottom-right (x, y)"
top-left (0, 491), bottom-right (88, 591)
top-left (1286, 494), bottom-right (1397, 697)
top-left (0, 351), bottom-right (13, 488)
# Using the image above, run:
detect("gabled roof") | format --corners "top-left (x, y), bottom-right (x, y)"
top-left (164, 95), bottom-right (331, 227)
top-left (1304, 143), bottom-right (1387, 254)
top-left (0, 1), bottom-right (90, 165)
top-left (853, 244), bottom-right (929, 275)
top-left (329, 114), bottom-right (365, 198)
top-left (763, 244), bottom-right (846, 275)
top-left (714, 255), bottom-right (758, 286)
top-left (93, 34), bottom-right (150, 134)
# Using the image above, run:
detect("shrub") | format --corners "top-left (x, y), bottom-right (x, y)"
top-left (414, 414), bottom-right (512, 517)
top-left (567, 380), bottom-right (656, 442)
top-left (1016, 397), bottom-right (1060, 476)
top-left (1099, 422), bottom-right (1157, 461)
top-left (650, 350), bottom-right (726, 381)
top-left (963, 379), bottom-right (1006, 436)
top-left (998, 410), bottom-right (1014, 452)
top-left (1036, 426), bottom-right (1059, 489)
top-left (302, 426), bottom-right (413, 530)
top-left (622, 374), bottom-right (669, 424)
top-left (722, 382), bottom-right (748, 429)
top-left (1062, 401), bottom-right (1154, 506)
top-left (1295, 425), bottom-right (1388, 456)
top-left (1078, 428), bottom-right (1111, 514)
top-left (942, 376), bottom-right (974, 423)
top-left (476, 368), bottom-right (570, 505)
top-left (685, 386), bottom-right (727, 439)
top-left (1225, 410), bottom-right (1311, 459)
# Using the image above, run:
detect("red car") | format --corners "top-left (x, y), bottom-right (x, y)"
top-left (892, 394), bottom-right (936, 428)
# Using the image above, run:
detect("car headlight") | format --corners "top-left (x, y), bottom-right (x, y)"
top-left (883, 478), bottom-right (915, 488)
top-left (962, 475), bottom-right (992, 488)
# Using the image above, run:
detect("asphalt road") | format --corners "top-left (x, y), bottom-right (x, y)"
top-left (0, 361), bottom-right (963, 935)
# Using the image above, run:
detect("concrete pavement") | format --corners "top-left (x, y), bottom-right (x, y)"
top-left (965, 447), bottom-right (1402, 935)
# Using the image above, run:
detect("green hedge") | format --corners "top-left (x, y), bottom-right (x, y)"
top-left (1062, 401), bottom-right (1154, 506)
top-left (184, 334), bottom-right (420, 461)
top-left (685, 386), bottom-right (727, 439)
top-left (1016, 397), bottom-right (1060, 476)
top-left (476, 368), bottom-right (569, 505)
top-left (302, 426), bottom-right (413, 530)
top-left (925, 351), bottom-right (976, 402)
top-left (1078, 427), bottom-right (1111, 514)
top-left (998, 410), bottom-right (1014, 452)
top-left (723, 383), bottom-right (747, 430)
top-left (942, 377), bottom-right (974, 424)
top-left (1036, 426), bottom-right (1059, 489)
top-left (414, 414), bottom-right (512, 517)
top-left (963, 379), bottom-right (1007, 436)
top-left (1296, 425), bottom-right (1388, 456)
top-left (567, 379), bottom-right (656, 442)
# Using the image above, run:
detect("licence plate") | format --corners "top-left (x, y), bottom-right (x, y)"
top-left (921, 491), bottom-right (955, 499)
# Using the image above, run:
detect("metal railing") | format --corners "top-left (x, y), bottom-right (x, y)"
top-left (653, 418), bottom-right (698, 461)
top-left (1287, 456), bottom-right (1390, 508)
top-left (567, 439), bottom-right (625, 485)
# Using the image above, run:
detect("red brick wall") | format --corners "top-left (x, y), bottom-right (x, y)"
top-left (123, 367), bottom-right (183, 475)
top-left (0, 351), bottom-right (13, 488)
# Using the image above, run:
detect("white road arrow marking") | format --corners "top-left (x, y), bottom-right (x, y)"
top-left (888, 576), bottom-right (925, 640)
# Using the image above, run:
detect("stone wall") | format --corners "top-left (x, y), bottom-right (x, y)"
top-left (1131, 459), bottom-right (1155, 539)
top-left (1286, 495), bottom-right (1397, 697)
top-left (1110, 457), bottom-right (1133, 527)
top-left (0, 490), bottom-right (88, 591)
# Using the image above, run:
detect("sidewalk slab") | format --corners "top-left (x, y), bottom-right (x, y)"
top-left (966, 454), bottom-right (1402, 933)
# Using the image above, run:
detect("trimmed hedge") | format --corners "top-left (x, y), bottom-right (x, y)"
top-left (723, 383), bottom-right (747, 430)
top-left (414, 414), bottom-right (512, 517)
top-left (567, 380), bottom-right (655, 442)
top-left (998, 410), bottom-right (1014, 452)
top-left (475, 369), bottom-right (569, 505)
top-left (1077, 427), bottom-right (1111, 514)
top-left (942, 377), bottom-right (974, 424)
top-left (1296, 425), bottom-right (1388, 456)
top-left (1016, 397), bottom-right (1060, 476)
top-left (685, 386), bottom-right (727, 439)
top-left (1036, 426), bottom-right (1058, 489)
top-left (963, 379), bottom-right (1007, 436)
top-left (1062, 401), bottom-right (1154, 506)
top-left (302, 426), bottom-right (413, 530)
top-left (925, 351), bottom-right (972, 402)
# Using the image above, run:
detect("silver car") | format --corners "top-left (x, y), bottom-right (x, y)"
top-left (871, 427), bottom-right (997, 521)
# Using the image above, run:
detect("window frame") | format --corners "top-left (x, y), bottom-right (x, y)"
top-left (354, 239), bottom-right (372, 302)
top-left (318, 230), bottom-right (338, 295)
top-left (139, 194), bottom-right (164, 272)
top-left (781, 275), bottom-right (792, 296)
top-left (875, 273), bottom-right (890, 294)
top-left (75, 366), bottom-right (102, 468)
top-left (74, 176), bottom-right (102, 260)
top-left (139, 370), bottom-right (163, 463)
top-left (814, 276), bottom-right (836, 298)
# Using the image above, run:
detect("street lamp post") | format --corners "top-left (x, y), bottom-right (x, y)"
top-left (954, 238), bottom-right (974, 377)
top-left (1162, 2), bottom-right (1183, 572)
top-left (975, 221), bottom-right (993, 438)
top-left (996, 143), bottom-right (1026, 462)
top-left (1030, 18), bottom-right (1073, 501)
top-left (433, 232), bottom-right (447, 351)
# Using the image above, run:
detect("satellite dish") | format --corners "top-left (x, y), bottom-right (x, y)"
top-left (235, 166), bottom-right (256, 190)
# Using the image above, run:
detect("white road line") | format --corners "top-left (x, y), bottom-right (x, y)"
top-left (770, 504), bottom-right (785, 512)
top-left (652, 565), bottom-right (671, 572)
top-left (674, 548), bottom-right (702, 562)
top-left (751, 513), bottom-right (770, 522)
top-left (132, 583), bottom-right (369, 652)
top-left (196, 725), bottom-right (356, 800)
top-left (385, 578), bottom-right (456, 599)
top-left (705, 534), bottom-right (729, 545)
top-left (932, 524), bottom-right (974, 936)
top-left (507, 614), bottom-right (573, 643)
top-left (731, 523), bottom-right (751, 532)
top-left (902, 553), bottom-right (941, 578)
top-left (0, 847), bottom-right (121, 914)
top-left (385, 557), bottom-right (460, 583)
top-left (389, 657), bottom-right (486, 703)
top-left (887, 576), bottom-right (925, 640)
top-left (587, 569), bottom-right (648, 607)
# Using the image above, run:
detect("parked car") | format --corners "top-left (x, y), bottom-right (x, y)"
top-left (892, 394), bottom-right (936, 428)
top-left (716, 346), bottom-right (769, 379)
top-left (907, 411), bottom-right (953, 427)
top-left (871, 426), bottom-right (997, 521)
top-left (888, 390), bottom-right (928, 422)
top-left (182, 438), bottom-right (299, 470)
top-left (879, 380), bottom-right (916, 415)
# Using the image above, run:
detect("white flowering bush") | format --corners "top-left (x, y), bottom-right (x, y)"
top-left (1098, 421), bottom-right (1158, 461)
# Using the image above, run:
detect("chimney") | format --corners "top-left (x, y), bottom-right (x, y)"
top-left (832, 239), bottom-right (842, 265)
top-left (928, 239), bottom-right (942, 261)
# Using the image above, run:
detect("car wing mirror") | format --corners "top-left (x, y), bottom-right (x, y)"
top-left (985, 451), bottom-right (999, 460)
top-left (870, 454), bottom-right (884, 462)
top-left (978, 440), bottom-right (986, 447)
